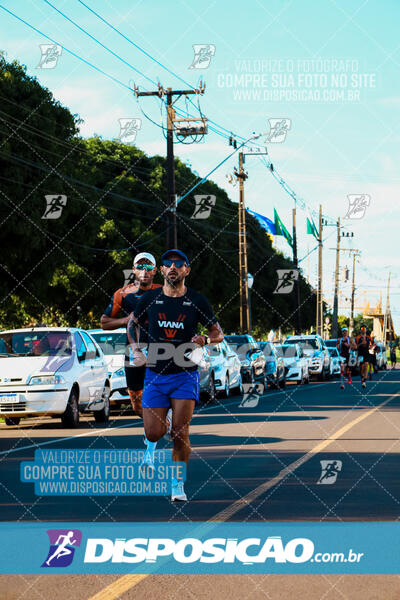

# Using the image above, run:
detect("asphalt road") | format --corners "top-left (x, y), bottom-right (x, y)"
top-left (1, 367), bottom-right (400, 599)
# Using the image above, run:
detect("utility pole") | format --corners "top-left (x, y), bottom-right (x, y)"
top-left (230, 140), bottom-right (267, 334)
top-left (332, 217), bottom-right (341, 338)
top-left (134, 83), bottom-right (205, 248)
top-left (165, 90), bottom-right (177, 248)
top-left (383, 272), bottom-right (391, 344)
top-left (292, 207), bottom-right (301, 333)
top-left (237, 151), bottom-right (249, 333)
top-left (316, 205), bottom-right (323, 336)
top-left (349, 249), bottom-right (360, 337)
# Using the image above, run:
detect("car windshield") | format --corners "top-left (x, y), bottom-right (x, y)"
top-left (225, 335), bottom-right (249, 346)
top-left (285, 338), bottom-right (318, 350)
top-left (276, 345), bottom-right (297, 358)
top-left (90, 332), bottom-right (127, 355)
top-left (328, 348), bottom-right (338, 357)
top-left (0, 331), bottom-right (72, 357)
top-left (259, 342), bottom-right (273, 356)
top-left (324, 339), bottom-right (337, 348)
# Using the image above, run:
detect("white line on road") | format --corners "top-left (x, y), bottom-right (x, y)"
top-left (211, 391), bottom-right (398, 522)
top-left (0, 382), bottom-right (331, 456)
top-left (87, 385), bottom-right (398, 600)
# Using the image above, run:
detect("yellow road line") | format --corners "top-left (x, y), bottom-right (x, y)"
top-left (88, 575), bottom-right (148, 600)
top-left (213, 394), bottom-right (394, 522)
top-left (88, 392), bottom-right (397, 599)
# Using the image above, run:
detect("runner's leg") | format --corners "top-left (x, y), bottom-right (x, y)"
top-left (128, 389), bottom-right (142, 416)
top-left (142, 407), bottom-right (170, 442)
top-left (340, 362), bottom-right (345, 388)
top-left (170, 398), bottom-right (196, 464)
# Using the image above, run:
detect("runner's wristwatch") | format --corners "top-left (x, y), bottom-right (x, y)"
top-left (203, 335), bottom-right (211, 345)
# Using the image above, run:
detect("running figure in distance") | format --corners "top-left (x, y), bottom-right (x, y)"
top-left (337, 327), bottom-right (356, 389)
top-left (128, 249), bottom-right (224, 501)
top-left (390, 344), bottom-right (397, 369)
top-left (356, 324), bottom-right (372, 389)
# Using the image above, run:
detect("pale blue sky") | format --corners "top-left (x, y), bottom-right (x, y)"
top-left (1, 0), bottom-right (399, 330)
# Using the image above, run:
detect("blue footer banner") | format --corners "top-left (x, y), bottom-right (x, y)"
top-left (0, 522), bottom-right (398, 574)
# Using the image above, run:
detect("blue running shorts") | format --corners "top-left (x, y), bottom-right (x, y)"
top-left (142, 369), bottom-right (200, 408)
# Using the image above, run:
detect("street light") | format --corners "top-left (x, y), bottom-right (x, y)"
top-left (248, 273), bottom-right (254, 334)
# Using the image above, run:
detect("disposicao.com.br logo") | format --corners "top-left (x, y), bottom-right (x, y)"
top-left (82, 536), bottom-right (363, 565)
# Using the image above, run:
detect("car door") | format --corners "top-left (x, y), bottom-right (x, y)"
top-left (80, 331), bottom-right (105, 403)
top-left (271, 344), bottom-right (279, 380)
top-left (249, 336), bottom-right (264, 377)
top-left (222, 339), bottom-right (239, 388)
top-left (198, 347), bottom-right (212, 391)
top-left (73, 332), bottom-right (92, 403)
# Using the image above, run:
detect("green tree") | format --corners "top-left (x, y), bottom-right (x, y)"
top-left (0, 55), bottom-right (317, 334)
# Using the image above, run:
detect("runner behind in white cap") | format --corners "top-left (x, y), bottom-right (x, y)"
top-left (100, 252), bottom-right (161, 464)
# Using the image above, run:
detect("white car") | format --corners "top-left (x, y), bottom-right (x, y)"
top-left (0, 328), bottom-right (110, 427)
top-left (88, 329), bottom-right (130, 407)
top-left (374, 342), bottom-right (388, 370)
top-left (327, 347), bottom-right (342, 377)
top-left (207, 339), bottom-right (243, 397)
top-left (284, 334), bottom-right (331, 380)
top-left (276, 343), bottom-right (310, 385)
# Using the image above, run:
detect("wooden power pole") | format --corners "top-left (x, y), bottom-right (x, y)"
top-left (332, 217), bottom-right (341, 338)
top-left (316, 205), bottom-right (323, 336)
top-left (237, 151), bottom-right (250, 333)
top-left (349, 249), bottom-right (360, 336)
top-left (134, 83), bottom-right (205, 248)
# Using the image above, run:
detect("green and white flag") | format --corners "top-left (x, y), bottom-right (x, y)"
top-left (306, 214), bottom-right (319, 240)
top-left (274, 208), bottom-right (293, 247)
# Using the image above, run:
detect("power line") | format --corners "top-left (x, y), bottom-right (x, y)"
top-left (44, 226), bottom-right (171, 252)
top-left (0, 116), bottom-right (155, 179)
top-left (0, 150), bottom-right (156, 208)
top-left (1, 4), bottom-right (259, 155)
top-left (77, 0), bottom-right (195, 91)
top-left (42, 0), bottom-right (157, 86)
top-left (0, 5), bottom-right (134, 92)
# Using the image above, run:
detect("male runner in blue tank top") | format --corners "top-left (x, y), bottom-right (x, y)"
top-left (128, 249), bottom-right (224, 501)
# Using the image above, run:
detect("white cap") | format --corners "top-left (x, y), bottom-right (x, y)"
top-left (133, 252), bottom-right (156, 266)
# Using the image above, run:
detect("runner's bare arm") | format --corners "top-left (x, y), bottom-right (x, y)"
top-left (191, 321), bottom-right (224, 346)
top-left (127, 313), bottom-right (140, 349)
top-left (126, 313), bottom-right (146, 366)
top-left (100, 314), bottom-right (130, 330)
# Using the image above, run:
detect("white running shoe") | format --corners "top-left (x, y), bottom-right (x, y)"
top-left (140, 437), bottom-right (156, 469)
top-left (141, 448), bottom-right (155, 469)
top-left (164, 408), bottom-right (173, 441)
top-left (171, 480), bottom-right (187, 502)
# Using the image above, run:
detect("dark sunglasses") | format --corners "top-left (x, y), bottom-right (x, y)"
top-left (162, 259), bottom-right (186, 268)
top-left (134, 264), bottom-right (155, 271)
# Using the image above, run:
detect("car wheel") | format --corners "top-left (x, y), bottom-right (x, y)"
top-left (223, 374), bottom-right (230, 398)
top-left (61, 387), bottom-right (79, 428)
top-left (5, 416), bottom-right (20, 426)
top-left (319, 369), bottom-right (326, 382)
top-left (263, 370), bottom-right (269, 388)
top-left (279, 377), bottom-right (286, 389)
top-left (206, 374), bottom-right (216, 404)
top-left (94, 384), bottom-right (110, 424)
top-left (237, 373), bottom-right (244, 395)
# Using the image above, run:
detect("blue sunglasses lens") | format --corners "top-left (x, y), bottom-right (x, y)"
top-left (163, 259), bottom-right (185, 268)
